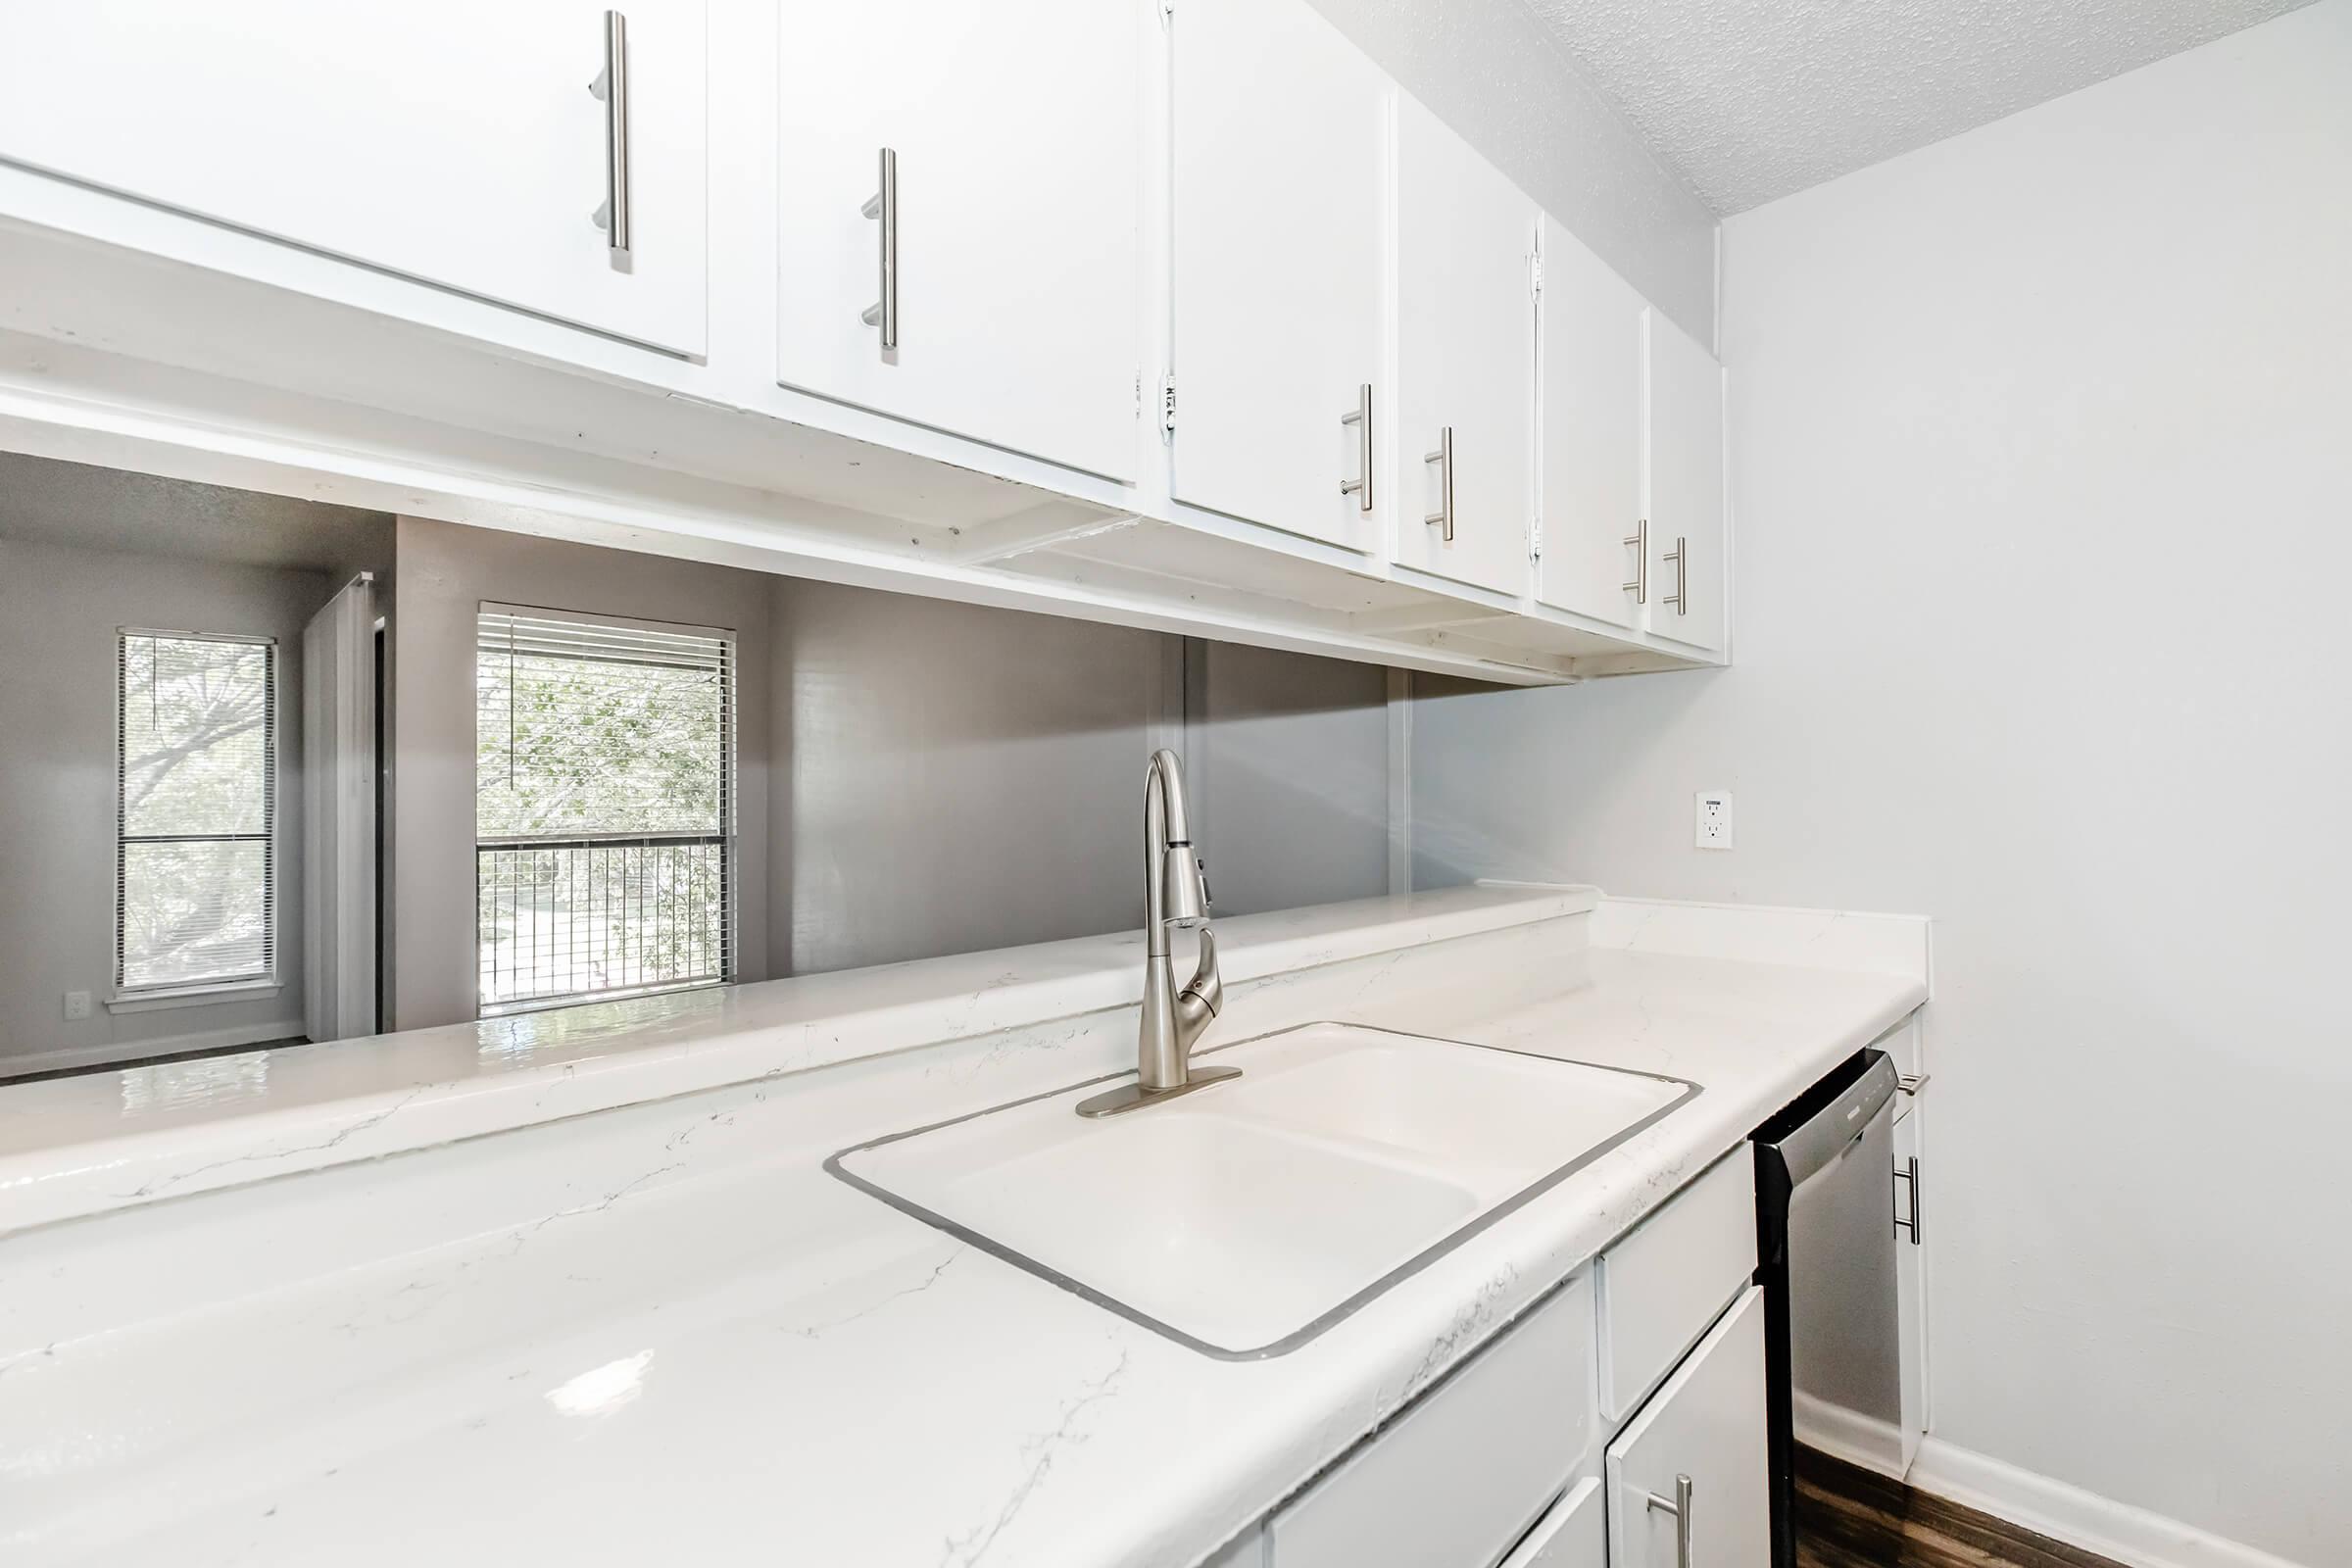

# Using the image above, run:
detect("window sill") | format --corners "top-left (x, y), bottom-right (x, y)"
top-left (107, 981), bottom-right (283, 1015)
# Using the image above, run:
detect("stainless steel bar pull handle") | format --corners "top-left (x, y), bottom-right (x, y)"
top-left (1339, 384), bottom-right (1373, 512)
top-left (1646, 1474), bottom-right (1694, 1568)
top-left (859, 148), bottom-right (899, 350)
top-left (1662, 535), bottom-right (1688, 614)
top-left (1896, 1154), bottom-right (1924, 1245)
top-left (1622, 517), bottom-right (1647, 602)
top-left (592, 10), bottom-right (631, 259)
top-left (1423, 427), bottom-right (1454, 542)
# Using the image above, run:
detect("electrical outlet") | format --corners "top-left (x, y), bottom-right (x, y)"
top-left (63, 990), bottom-right (92, 1021)
top-left (1695, 792), bottom-right (1734, 850)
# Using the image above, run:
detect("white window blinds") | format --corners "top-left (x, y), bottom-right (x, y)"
top-left (474, 606), bottom-right (735, 1013)
top-left (116, 630), bottom-right (278, 994)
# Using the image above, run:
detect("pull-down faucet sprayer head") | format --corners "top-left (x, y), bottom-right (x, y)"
top-left (1159, 845), bottom-right (1208, 927)
top-left (1148, 749), bottom-right (1210, 929)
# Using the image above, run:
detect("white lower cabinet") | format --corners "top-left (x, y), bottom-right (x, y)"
top-left (1596, 1152), bottom-right (1756, 1422)
top-left (1268, 1274), bottom-right (1593, 1568)
top-left (1246, 1152), bottom-right (1770, 1568)
top-left (1894, 1078), bottom-right (1929, 1473)
top-left (1502, 1477), bottom-right (1606, 1568)
top-left (1605, 1287), bottom-right (1772, 1568)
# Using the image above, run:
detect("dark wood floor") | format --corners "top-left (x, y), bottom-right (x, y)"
top-left (1796, 1446), bottom-right (2125, 1568)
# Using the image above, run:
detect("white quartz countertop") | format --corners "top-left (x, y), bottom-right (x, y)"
top-left (0, 884), bottom-right (1599, 1234)
top-left (0, 889), bottom-right (1928, 1566)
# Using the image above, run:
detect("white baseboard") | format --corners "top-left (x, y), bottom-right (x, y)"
top-left (1792, 1389), bottom-right (1906, 1481)
top-left (0, 1018), bottom-right (304, 1080)
top-left (1908, 1438), bottom-right (2313, 1568)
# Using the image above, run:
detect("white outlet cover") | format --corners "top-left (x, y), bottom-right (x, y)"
top-left (1695, 792), bottom-right (1734, 850)
top-left (63, 989), bottom-right (93, 1021)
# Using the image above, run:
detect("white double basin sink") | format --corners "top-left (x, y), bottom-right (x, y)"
top-left (829, 1023), bottom-right (1697, 1356)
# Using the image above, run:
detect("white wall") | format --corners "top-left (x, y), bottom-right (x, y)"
top-left (1411, 5), bottom-right (2352, 1560)
top-left (0, 537), bottom-right (328, 1071)
top-left (1307, 0), bottom-right (1718, 343)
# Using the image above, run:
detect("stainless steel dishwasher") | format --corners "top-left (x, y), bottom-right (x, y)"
top-left (1753, 1048), bottom-right (1903, 1568)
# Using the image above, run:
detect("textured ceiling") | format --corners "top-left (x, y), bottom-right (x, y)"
top-left (0, 452), bottom-right (389, 570)
top-left (1525, 0), bottom-right (2322, 213)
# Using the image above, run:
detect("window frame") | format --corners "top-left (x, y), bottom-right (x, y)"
top-left (472, 602), bottom-right (738, 1016)
top-left (111, 626), bottom-right (282, 1005)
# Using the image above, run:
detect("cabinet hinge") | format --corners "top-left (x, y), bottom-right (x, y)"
top-left (1159, 373), bottom-right (1178, 436)
top-left (1530, 519), bottom-right (1544, 561)
top-left (1530, 252), bottom-right (1544, 299)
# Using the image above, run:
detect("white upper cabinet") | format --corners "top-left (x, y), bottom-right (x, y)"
top-left (1535, 218), bottom-right (1647, 628)
top-left (1170, 0), bottom-right (1389, 551)
top-left (776, 0), bottom-right (1140, 482)
top-left (1393, 97), bottom-right (1538, 599)
top-left (1644, 310), bottom-right (1729, 652)
top-left (0, 0), bottom-right (710, 355)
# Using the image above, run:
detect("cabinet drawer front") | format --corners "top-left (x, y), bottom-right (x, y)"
top-left (1270, 1274), bottom-right (1593, 1568)
top-left (1501, 1477), bottom-right (1604, 1568)
top-left (1606, 1286), bottom-right (1770, 1568)
top-left (1597, 1150), bottom-right (1755, 1420)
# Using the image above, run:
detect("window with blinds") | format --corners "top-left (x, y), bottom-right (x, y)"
top-left (474, 605), bottom-right (735, 1014)
top-left (116, 630), bottom-right (278, 995)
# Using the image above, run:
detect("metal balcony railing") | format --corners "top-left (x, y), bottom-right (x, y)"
top-left (475, 835), bottom-right (727, 1013)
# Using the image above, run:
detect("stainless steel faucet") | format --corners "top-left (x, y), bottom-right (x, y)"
top-left (1075, 749), bottom-right (1236, 1117)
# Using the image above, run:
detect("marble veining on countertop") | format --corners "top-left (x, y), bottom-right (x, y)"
top-left (0, 891), bottom-right (1928, 1566)
top-left (0, 884), bottom-right (1598, 1234)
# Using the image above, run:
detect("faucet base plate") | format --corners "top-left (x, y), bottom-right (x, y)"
top-left (1074, 1065), bottom-right (1242, 1119)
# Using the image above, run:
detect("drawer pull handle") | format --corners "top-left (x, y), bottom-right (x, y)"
top-left (1622, 517), bottom-right (1647, 602)
top-left (1423, 426), bottom-right (1454, 542)
top-left (859, 147), bottom-right (899, 351)
top-left (1895, 1154), bottom-right (1924, 1245)
top-left (1646, 1473), bottom-right (1693, 1568)
top-left (591, 10), bottom-right (631, 259)
top-left (1339, 383), bottom-right (1373, 511)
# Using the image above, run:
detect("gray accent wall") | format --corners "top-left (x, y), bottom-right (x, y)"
top-left (766, 583), bottom-right (1396, 977)
top-left (0, 536), bottom-right (330, 1069)
top-left (765, 578), bottom-right (1161, 977)
top-left (2, 502), bottom-right (1397, 1064)
top-left (385, 516), bottom-right (779, 1032)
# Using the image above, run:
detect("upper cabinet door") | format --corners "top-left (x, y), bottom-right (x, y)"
top-left (0, 0), bottom-right (710, 355)
top-left (776, 0), bottom-right (1140, 482)
top-left (1644, 310), bottom-right (1728, 652)
top-left (1535, 218), bottom-right (1646, 628)
top-left (1170, 0), bottom-right (1388, 551)
top-left (1393, 97), bottom-right (1537, 599)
